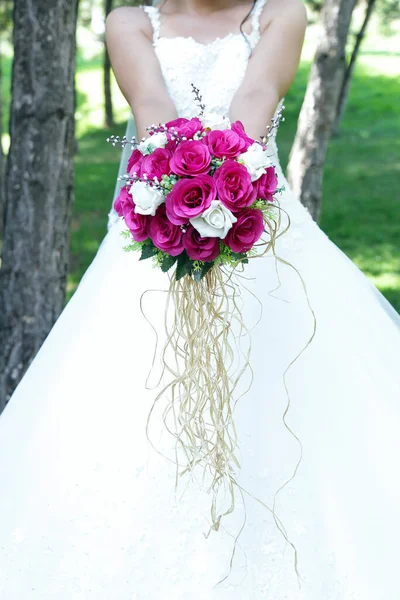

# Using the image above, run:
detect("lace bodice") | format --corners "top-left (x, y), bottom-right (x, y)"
top-left (143, 0), bottom-right (283, 126)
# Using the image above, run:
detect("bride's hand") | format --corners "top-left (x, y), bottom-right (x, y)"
top-left (106, 6), bottom-right (179, 139)
top-left (229, 0), bottom-right (307, 141)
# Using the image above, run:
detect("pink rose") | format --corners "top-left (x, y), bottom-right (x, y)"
top-left (170, 140), bottom-right (211, 177)
top-left (253, 166), bottom-right (278, 201)
top-left (230, 121), bottom-right (254, 150)
top-left (114, 186), bottom-right (133, 216)
top-left (205, 129), bottom-right (247, 159)
top-left (166, 117), bottom-right (203, 140)
top-left (214, 159), bottom-right (256, 212)
top-left (114, 187), bottom-right (150, 241)
top-left (183, 225), bottom-right (220, 262)
top-left (223, 208), bottom-right (264, 253)
top-left (128, 149), bottom-right (144, 176)
top-left (140, 148), bottom-right (172, 180)
top-left (124, 206), bottom-right (150, 242)
top-left (149, 203), bottom-right (184, 256)
top-left (166, 174), bottom-right (216, 225)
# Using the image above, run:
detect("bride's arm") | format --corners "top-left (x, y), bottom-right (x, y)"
top-left (105, 6), bottom-right (179, 139)
top-left (229, 0), bottom-right (307, 141)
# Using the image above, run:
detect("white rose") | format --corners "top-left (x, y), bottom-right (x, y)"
top-left (138, 132), bottom-right (168, 154)
top-left (238, 142), bottom-right (272, 182)
top-left (200, 112), bottom-right (230, 131)
top-left (129, 181), bottom-right (165, 216)
top-left (189, 200), bottom-right (237, 238)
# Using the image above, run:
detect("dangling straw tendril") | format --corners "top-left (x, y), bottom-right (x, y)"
top-left (138, 196), bottom-right (317, 590)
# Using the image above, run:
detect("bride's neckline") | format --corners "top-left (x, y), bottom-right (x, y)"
top-left (145, 0), bottom-right (264, 48)
top-left (156, 30), bottom-right (252, 48)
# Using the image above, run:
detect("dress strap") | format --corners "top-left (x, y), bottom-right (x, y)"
top-left (142, 5), bottom-right (161, 43)
top-left (250, 0), bottom-right (268, 37)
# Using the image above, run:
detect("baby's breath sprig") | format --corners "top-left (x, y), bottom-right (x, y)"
top-left (260, 102), bottom-right (286, 145)
top-left (190, 83), bottom-right (206, 116)
top-left (144, 123), bottom-right (164, 135)
top-left (106, 134), bottom-right (138, 149)
top-left (117, 171), bottom-right (167, 194)
top-left (144, 122), bottom-right (189, 144)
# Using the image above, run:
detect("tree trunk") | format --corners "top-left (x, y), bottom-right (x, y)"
top-left (104, 0), bottom-right (114, 128)
top-left (0, 51), bottom-right (5, 235)
top-left (0, 0), bottom-right (79, 412)
top-left (286, 0), bottom-right (358, 222)
top-left (332, 0), bottom-right (377, 136)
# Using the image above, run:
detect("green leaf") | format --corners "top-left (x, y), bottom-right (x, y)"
top-left (193, 268), bottom-right (203, 282)
top-left (160, 253), bottom-right (177, 272)
top-left (198, 261), bottom-right (214, 280)
top-left (139, 241), bottom-right (158, 261)
top-left (231, 252), bottom-right (248, 261)
top-left (193, 261), bottom-right (215, 281)
top-left (175, 251), bottom-right (194, 280)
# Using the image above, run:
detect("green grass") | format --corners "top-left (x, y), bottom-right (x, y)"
top-left (1, 40), bottom-right (400, 311)
top-left (277, 61), bottom-right (400, 310)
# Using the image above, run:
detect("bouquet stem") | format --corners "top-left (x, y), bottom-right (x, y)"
top-left (146, 263), bottom-right (252, 534)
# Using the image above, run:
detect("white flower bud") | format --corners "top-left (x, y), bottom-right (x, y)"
top-left (237, 142), bottom-right (272, 182)
top-left (129, 181), bottom-right (165, 216)
top-left (138, 132), bottom-right (168, 154)
top-left (199, 112), bottom-right (230, 131)
top-left (189, 200), bottom-right (237, 238)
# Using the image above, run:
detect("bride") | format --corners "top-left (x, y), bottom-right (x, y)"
top-left (1, 0), bottom-right (400, 597)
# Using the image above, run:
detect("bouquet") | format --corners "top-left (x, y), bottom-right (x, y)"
top-left (107, 87), bottom-right (287, 544)
top-left (110, 86), bottom-right (285, 281)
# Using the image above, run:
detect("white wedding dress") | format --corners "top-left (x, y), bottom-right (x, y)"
top-left (1, 0), bottom-right (400, 598)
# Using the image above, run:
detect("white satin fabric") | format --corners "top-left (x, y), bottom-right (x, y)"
top-left (1, 0), bottom-right (400, 597)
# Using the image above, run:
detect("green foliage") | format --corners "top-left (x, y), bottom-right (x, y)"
top-left (159, 174), bottom-right (178, 192)
top-left (160, 253), bottom-right (178, 272)
top-left (375, 0), bottom-right (400, 34)
top-left (139, 239), bottom-right (158, 260)
top-left (304, 0), bottom-right (400, 28)
top-left (176, 251), bottom-right (194, 280)
top-left (193, 261), bottom-right (214, 281)
top-left (214, 242), bottom-right (249, 267)
top-left (122, 237), bottom-right (144, 253)
top-left (119, 226), bottom-right (256, 280)
top-left (304, 0), bottom-right (324, 13)
top-left (0, 0), bottom-right (13, 42)
top-left (210, 157), bottom-right (224, 175)
top-left (304, 0), bottom-right (400, 38)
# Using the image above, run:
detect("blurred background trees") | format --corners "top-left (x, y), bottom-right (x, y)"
top-left (0, 0), bottom-right (399, 409)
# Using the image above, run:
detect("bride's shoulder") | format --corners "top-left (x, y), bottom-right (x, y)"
top-left (105, 5), bottom-right (153, 42)
top-left (259, 0), bottom-right (307, 34)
